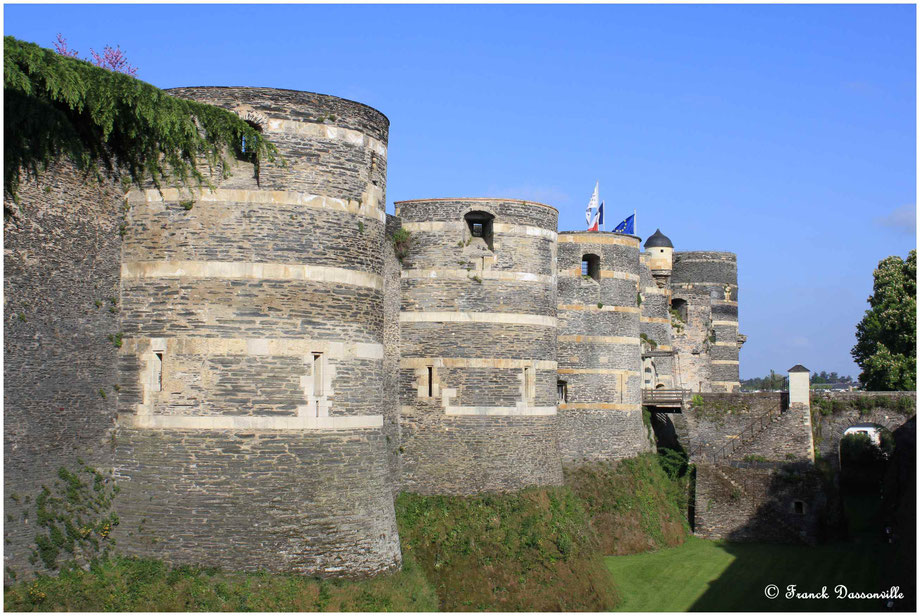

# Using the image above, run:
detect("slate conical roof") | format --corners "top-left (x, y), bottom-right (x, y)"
top-left (644, 229), bottom-right (673, 248)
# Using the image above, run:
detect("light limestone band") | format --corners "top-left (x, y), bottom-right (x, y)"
top-left (127, 188), bottom-right (386, 222)
top-left (400, 220), bottom-right (556, 241)
top-left (557, 335), bottom-right (639, 345)
top-left (445, 406), bottom-right (556, 416)
top-left (558, 234), bottom-right (638, 247)
top-left (122, 261), bottom-right (384, 290)
top-left (401, 358), bottom-right (556, 370)
top-left (640, 317), bottom-right (670, 324)
top-left (713, 341), bottom-right (738, 347)
top-left (121, 413), bottom-right (383, 431)
top-left (558, 368), bottom-right (640, 376)
top-left (122, 337), bottom-right (383, 360)
top-left (266, 119), bottom-right (387, 157)
top-left (559, 403), bottom-right (640, 411)
top-left (558, 304), bottom-right (640, 314)
top-left (401, 269), bottom-right (554, 285)
top-left (559, 268), bottom-right (640, 282)
top-left (672, 282), bottom-right (738, 288)
top-left (399, 311), bottom-right (557, 327)
top-left (711, 360), bottom-right (740, 365)
top-left (711, 320), bottom-right (739, 327)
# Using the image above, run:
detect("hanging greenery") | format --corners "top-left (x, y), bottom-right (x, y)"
top-left (4, 36), bottom-right (278, 200)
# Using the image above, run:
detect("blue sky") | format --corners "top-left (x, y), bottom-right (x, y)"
top-left (5, 4), bottom-right (916, 380)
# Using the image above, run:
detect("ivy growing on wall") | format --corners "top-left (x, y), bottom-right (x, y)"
top-left (4, 36), bottom-right (278, 200)
top-left (28, 463), bottom-right (120, 572)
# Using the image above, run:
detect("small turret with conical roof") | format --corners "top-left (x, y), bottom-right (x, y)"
top-left (644, 229), bottom-right (673, 286)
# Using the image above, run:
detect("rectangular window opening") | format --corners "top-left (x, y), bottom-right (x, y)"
top-left (557, 380), bottom-right (567, 404)
top-left (524, 366), bottom-right (535, 403)
top-left (153, 352), bottom-right (163, 392)
top-left (427, 366), bottom-right (434, 397)
top-left (313, 353), bottom-right (324, 397)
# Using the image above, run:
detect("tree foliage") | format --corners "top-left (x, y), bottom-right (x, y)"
top-left (54, 34), bottom-right (138, 76)
top-left (851, 250), bottom-right (916, 391)
top-left (4, 36), bottom-right (277, 201)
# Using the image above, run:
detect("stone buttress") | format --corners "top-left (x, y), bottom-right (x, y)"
top-left (394, 198), bottom-right (563, 493)
top-left (113, 87), bottom-right (401, 575)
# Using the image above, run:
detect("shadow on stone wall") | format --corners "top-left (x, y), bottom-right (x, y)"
top-left (688, 418), bottom-right (916, 612)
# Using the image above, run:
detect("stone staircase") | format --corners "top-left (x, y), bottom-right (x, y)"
top-left (689, 401), bottom-right (787, 464)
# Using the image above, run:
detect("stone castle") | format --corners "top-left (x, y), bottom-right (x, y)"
top-left (4, 87), bottom-right (745, 577)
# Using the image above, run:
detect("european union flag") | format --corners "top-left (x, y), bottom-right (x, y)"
top-left (613, 214), bottom-right (635, 235)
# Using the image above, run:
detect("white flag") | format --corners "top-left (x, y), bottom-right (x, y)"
top-left (585, 181), bottom-right (599, 226)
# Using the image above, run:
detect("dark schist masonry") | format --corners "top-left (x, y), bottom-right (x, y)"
top-left (6, 86), bottom-right (755, 580)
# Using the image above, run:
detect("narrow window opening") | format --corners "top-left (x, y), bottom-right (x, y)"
top-left (582, 254), bottom-right (600, 281)
top-left (524, 366), bottom-right (535, 404)
top-left (793, 501), bottom-right (805, 515)
top-left (557, 380), bottom-right (567, 404)
top-left (427, 366), bottom-right (434, 397)
top-left (152, 352), bottom-right (163, 392)
top-left (313, 353), bottom-right (324, 396)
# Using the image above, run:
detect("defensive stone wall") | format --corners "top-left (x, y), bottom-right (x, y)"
top-left (395, 198), bottom-right (563, 493)
top-left (556, 232), bottom-right (650, 463)
top-left (684, 392), bottom-right (807, 461)
top-left (810, 391), bottom-right (916, 463)
top-left (3, 162), bottom-right (124, 575)
top-left (4, 83), bottom-right (750, 578)
top-left (113, 87), bottom-right (401, 576)
top-left (694, 462), bottom-right (825, 544)
top-left (671, 251), bottom-right (740, 392)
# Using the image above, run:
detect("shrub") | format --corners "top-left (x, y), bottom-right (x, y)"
top-left (392, 228), bottom-right (412, 263)
top-left (396, 488), bottom-right (618, 611)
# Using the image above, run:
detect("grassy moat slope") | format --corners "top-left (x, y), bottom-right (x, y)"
top-left (5, 453), bottom-right (688, 611)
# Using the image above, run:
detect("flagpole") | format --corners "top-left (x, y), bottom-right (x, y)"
top-left (634, 209), bottom-right (637, 237)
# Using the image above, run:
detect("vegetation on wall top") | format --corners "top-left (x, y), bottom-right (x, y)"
top-left (4, 36), bottom-right (277, 201)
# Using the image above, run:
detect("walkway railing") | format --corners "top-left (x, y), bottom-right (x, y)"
top-left (641, 388), bottom-right (688, 407)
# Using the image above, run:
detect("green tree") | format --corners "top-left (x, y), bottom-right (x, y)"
top-left (851, 250), bottom-right (916, 391)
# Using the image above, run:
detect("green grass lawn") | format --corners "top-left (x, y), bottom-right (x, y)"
top-left (605, 536), bottom-right (908, 612)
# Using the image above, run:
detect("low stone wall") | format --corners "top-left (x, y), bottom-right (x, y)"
top-left (811, 391), bottom-right (916, 462)
top-left (684, 392), bottom-right (786, 459)
top-left (694, 462), bottom-right (825, 544)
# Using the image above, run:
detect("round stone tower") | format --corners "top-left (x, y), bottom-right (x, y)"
top-left (671, 251), bottom-right (740, 392)
top-left (395, 198), bottom-right (563, 493)
top-left (556, 231), bottom-right (650, 463)
top-left (114, 87), bottom-right (401, 576)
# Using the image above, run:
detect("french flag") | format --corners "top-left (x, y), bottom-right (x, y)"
top-left (588, 200), bottom-right (604, 231)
